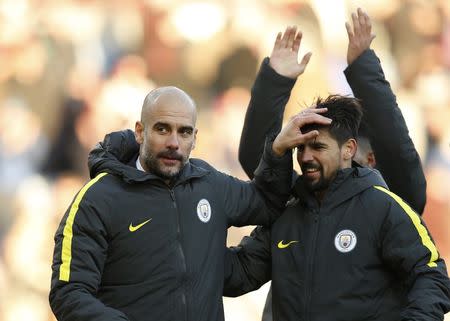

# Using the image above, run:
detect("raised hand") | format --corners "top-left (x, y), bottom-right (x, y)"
top-left (269, 26), bottom-right (312, 79)
top-left (272, 107), bottom-right (331, 156)
top-left (345, 8), bottom-right (376, 65)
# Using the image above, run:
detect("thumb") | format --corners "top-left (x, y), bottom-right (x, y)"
top-left (300, 52), bottom-right (312, 69)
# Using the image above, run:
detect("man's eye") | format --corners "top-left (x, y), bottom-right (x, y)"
top-left (181, 129), bottom-right (193, 136)
top-left (156, 126), bottom-right (168, 133)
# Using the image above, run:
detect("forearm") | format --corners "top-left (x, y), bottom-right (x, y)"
top-left (50, 284), bottom-right (129, 321)
top-left (223, 227), bottom-right (272, 296)
top-left (401, 264), bottom-right (450, 321)
top-left (252, 136), bottom-right (293, 224)
top-left (239, 58), bottom-right (296, 178)
top-left (345, 49), bottom-right (426, 213)
top-left (227, 135), bottom-right (292, 227)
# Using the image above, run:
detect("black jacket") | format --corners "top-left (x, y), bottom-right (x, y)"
top-left (49, 130), bottom-right (292, 321)
top-left (238, 49), bottom-right (426, 214)
top-left (224, 167), bottom-right (450, 321)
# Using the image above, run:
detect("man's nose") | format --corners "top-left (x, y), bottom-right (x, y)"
top-left (166, 133), bottom-right (179, 149)
top-left (299, 149), bottom-right (313, 163)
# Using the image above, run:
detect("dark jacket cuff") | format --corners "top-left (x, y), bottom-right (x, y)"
top-left (258, 57), bottom-right (297, 90)
top-left (344, 49), bottom-right (379, 77)
top-left (260, 134), bottom-right (292, 169)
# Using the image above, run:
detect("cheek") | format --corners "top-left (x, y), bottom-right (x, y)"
top-left (181, 139), bottom-right (195, 154)
top-left (144, 136), bottom-right (164, 153)
top-left (322, 155), bottom-right (340, 175)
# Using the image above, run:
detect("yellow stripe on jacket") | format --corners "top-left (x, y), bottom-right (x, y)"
top-left (59, 172), bottom-right (109, 281)
top-left (374, 185), bottom-right (438, 268)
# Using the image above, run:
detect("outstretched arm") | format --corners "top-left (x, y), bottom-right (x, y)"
top-left (344, 8), bottom-right (426, 213)
top-left (239, 27), bottom-right (311, 179)
top-left (224, 226), bottom-right (272, 296)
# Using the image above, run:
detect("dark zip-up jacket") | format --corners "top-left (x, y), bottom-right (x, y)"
top-left (49, 130), bottom-right (293, 321)
top-left (224, 167), bottom-right (450, 321)
top-left (238, 49), bottom-right (426, 214)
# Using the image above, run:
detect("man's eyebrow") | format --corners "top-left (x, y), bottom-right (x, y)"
top-left (153, 121), bottom-right (170, 127)
top-left (311, 141), bottom-right (327, 148)
top-left (179, 125), bottom-right (194, 131)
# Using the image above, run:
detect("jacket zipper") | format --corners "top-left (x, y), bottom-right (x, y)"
top-left (304, 209), bottom-right (319, 321)
top-left (169, 188), bottom-right (187, 321)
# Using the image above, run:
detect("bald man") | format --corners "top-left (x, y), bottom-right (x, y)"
top-left (49, 86), bottom-right (332, 321)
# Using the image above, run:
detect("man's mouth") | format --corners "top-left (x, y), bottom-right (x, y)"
top-left (158, 151), bottom-right (183, 166)
top-left (302, 164), bottom-right (321, 179)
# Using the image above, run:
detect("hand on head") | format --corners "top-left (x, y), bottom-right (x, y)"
top-left (272, 107), bottom-right (331, 156)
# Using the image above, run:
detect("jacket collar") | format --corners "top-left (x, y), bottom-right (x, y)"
top-left (293, 163), bottom-right (387, 209)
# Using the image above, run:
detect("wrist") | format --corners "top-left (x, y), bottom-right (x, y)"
top-left (272, 138), bottom-right (286, 157)
top-left (268, 60), bottom-right (297, 79)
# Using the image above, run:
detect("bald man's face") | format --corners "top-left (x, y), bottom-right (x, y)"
top-left (135, 94), bottom-right (197, 180)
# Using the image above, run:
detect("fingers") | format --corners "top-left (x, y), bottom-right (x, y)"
top-left (301, 130), bottom-right (320, 141)
top-left (292, 31), bottom-right (302, 53)
top-left (360, 8), bottom-right (376, 41)
top-left (300, 106), bottom-right (328, 114)
top-left (357, 8), bottom-right (366, 31)
top-left (351, 12), bottom-right (360, 36)
top-left (359, 8), bottom-right (372, 36)
top-left (279, 27), bottom-right (290, 48)
top-left (362, 8), bottom-right (371, 32)
top-left (277, 26), bottom-right (303, 51)
top-left (287, 26), bottom-right (297, 49)
top-left (293, 112), bottom-right (332, 128)
top-left (345, 21), bottom-right (354, 40)
top-left (299, 52), bottom-right (312, 69)
top-left (273, 32), bottom-right (282, 51)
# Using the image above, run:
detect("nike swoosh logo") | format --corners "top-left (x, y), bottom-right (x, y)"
top-left (129, 218), bottom-right (152, 232)
top-left (277, 240), bottom-right (298, 249)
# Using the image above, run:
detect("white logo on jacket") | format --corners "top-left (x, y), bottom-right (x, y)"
top-left (197, 199), bottom-right (211, 223)
top-left (334, 229), bottom-right (357, 253)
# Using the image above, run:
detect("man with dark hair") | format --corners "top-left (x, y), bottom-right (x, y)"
top-left (49, 86), bottom-right (333, 321)
top-left (224, 94), bottom-right (450, 321)
top-left (238, 9), bottom-right (426, 214)
top-left (232, 9), bottom-right (429, 320)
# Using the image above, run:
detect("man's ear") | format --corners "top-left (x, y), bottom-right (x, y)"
top-left (135, 121), bottom-right (144, 144)
top-left (367, 151), bottom-right (376, 168)
top-left (191, 128), bottom-right (198, 150)
top-left (342, 138), bottom-right (357, 161)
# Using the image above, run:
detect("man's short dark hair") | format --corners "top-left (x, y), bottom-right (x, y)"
top-left (301, 95), bottom-right (363, 146)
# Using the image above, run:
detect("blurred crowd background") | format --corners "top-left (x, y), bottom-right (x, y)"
top-left (0, 0), bottom-right (449, 320)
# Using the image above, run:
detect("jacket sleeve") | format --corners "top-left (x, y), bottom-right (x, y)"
top-left (223, 136), bottom-right (292, 227)
top-left (49, 178), bottom-right (129, 321)
top-left (375, 186), bottom-right (450, 320)
top-left (238, 57), bottom-right (297, 179)
top-left (223, 226), bottom-right (272, 296)
top-left (344, 50), bottom-right (426, 214)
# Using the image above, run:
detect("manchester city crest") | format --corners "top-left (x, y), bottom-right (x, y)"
top-left (197, 199), bottom-right (211, 223)
top-left (334, 229), bottom-right (357, 253)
